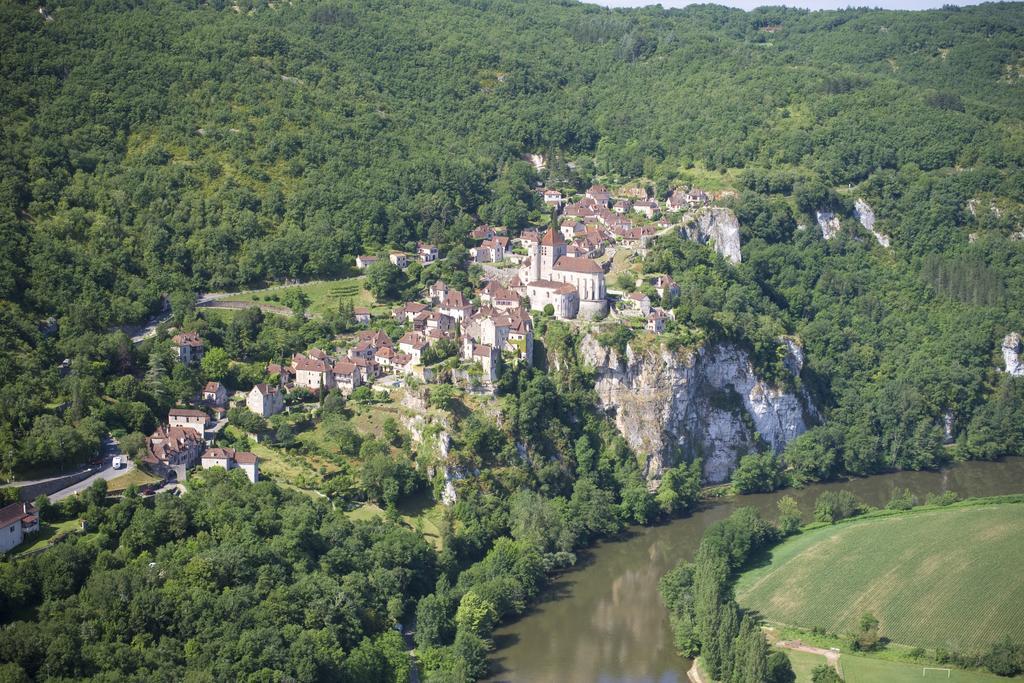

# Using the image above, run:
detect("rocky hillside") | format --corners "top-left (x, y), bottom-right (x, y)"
top-left (579, 334), bottom-right (818, 484)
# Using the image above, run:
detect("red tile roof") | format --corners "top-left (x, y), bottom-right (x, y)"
top-left (554, 256), bottom-right (603, 274)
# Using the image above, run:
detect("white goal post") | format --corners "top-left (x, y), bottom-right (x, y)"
top-left (922, 667), bottom-right (951, 678)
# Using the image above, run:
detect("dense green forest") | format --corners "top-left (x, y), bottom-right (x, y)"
top-left (2, 0), bottom-right (1024, 679)
top-left (2, 0), bottom-right (1023, 472)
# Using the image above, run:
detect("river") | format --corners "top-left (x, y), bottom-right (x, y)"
top-left (486, 458), bottom-right (1024, 683)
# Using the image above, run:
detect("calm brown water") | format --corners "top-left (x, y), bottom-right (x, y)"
top-left (486, 458), bottom-right (1024, 683)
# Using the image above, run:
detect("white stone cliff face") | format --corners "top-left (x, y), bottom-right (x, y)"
top-left (1003, 333), bottom-right (1024, 377)
top-left (853, 198), bottom-right (891, 248)
top-left (816, 210), bottom-right (842, 240)
top-left (579, 335), bottom-right (817, 484)
top-left (684, 207), bottom-right (742, 264)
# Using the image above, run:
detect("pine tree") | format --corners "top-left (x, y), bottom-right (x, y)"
top-left (145, 346), bottom-right (171, 409)
top-left (716, 600), bottom-right (739, 683)
top-left (733, 614), bottom-right (768, 683)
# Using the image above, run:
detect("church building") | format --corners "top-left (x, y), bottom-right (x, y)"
top-left (518, 229), bottom-right (608, 320)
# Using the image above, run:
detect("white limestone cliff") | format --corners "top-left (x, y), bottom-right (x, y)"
top-left (816, 210), bottom-right (842, 240)
top-left (579, 335), bottom-right (817, 484)
top-left (1003, 333), bottom-right (1024, 376)
top-left (854, 198), bottom-right (891, 247)
top-left (684, 207), bottom-right (742, 264)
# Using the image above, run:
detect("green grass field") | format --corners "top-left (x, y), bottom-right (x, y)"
top-left (106, 467), bottom-right (160, 492)
top-left (840, 654), bottom-right (1018, 683)
top-left (782, 648), bottom-right (829, 682)
top-left (736, 502), bottom-right (1024, 653)
top-left (346, 490), bottom-right (446, 549)
top-left (221, 276), bottom-right (384, 319)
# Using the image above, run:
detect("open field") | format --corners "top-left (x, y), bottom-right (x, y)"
top-left (346, 490), bottom-right (446, 549)
top-left (106, 467), bottom-right (160, 492)
top-left (782, 648), bottom-right (829, 682)
top-left (736, 501), bottom-right (1024, 653)
top-left (13, 518), bottom-right (82, 556)
top-left (840, 654), bottom-right (1020, 683)
top-left (220, 276), bottom-right (383, 319)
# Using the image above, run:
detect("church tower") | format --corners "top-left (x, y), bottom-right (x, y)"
top-left (539, 229), bottom-right (566, 278)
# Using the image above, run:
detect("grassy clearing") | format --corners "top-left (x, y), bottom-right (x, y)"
top-left (224, 426), bottom-right (341, 491)
top-left (13, 518), bottom-right (81, 555)
top-left (736, 501), bottom-right (1024, 653)
top-left (345, 489), bottom-right (446, 550)
top-left (106, 468), bottom-right (160, 492)
top-left (674, 163), bottom-right (741, 192)
top-left (782, 649), bottom-right (829, 682)
top-left (840, 654), bottom-right (1019, 683)
top-left (221, 276), bottom-right (385, 319)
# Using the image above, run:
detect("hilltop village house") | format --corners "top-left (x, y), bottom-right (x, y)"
top-left (0, 502), bottom-right (39, 554)
top-left (201, 447), bottom-right (259, 483)
top-left (146, 406), bottom-right (260, 483)
top-left (172, 332), bottom-right (204, 366)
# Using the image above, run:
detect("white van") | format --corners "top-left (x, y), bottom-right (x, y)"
top-left (111, 455), bottom-right (124, 469)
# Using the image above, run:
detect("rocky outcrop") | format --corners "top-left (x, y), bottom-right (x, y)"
top-left (854, 198), bottom-right (891, 247)
top-left (580, 335), bottom-right (817, 484)
top-left (816, 210), bottom-right (842, 240)
top-left (684, 207), bottom-right (742, 264)
top-left (1003, 333), bottom-right (1024, 376)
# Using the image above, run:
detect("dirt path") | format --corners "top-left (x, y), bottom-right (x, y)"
top-left (776, 640), bottom-right (842, 672)
top-left (687, 659), bottom-right (711, 683)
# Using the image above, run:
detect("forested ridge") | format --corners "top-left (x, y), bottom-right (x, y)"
top-left (2, 0), bottom-right (1023, 471)
top-left (2, 0), bottom-right (1024, 680)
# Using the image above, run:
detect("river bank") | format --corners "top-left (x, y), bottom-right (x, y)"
top-left (485, 458), bottom-right (1024, 683)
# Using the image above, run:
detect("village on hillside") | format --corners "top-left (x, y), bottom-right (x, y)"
top-left (126, 178), bottom-right (729, 494)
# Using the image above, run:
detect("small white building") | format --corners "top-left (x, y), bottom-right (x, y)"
top-left (0, 503), bottom-right (39, 554)
top-left (247, 383), bottom-right (284, 417)
top-left (353, 307), bottom-right (372, 325)
top-left (418, 243), bottom-right (439, 263)
top-left (356, 255), bottom-right (378, 270)
top-left (543, 188), bottom-right (564, 207)
top-left (201, 447), bottom-right (259, 483)
top-left (389, 252), bottom-right (409, 269)
top-left (202, 382), bottom-right (227, 407)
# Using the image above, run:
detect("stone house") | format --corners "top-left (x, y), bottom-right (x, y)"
top-left (168, 408), bottom-right (210, 441)
top-left (332, 360), bottom-right (362, 394)
top-left (647, 308), bottom-right (669, 333)
top-left (172, 332), bottom-right (204, 366)
top-left (202, 381), bottom-right (227, 407)
top-left (353, 307), bottom-right (372, 324)
top-left (418, 243), bottom-right (439, 263)
top-left (201, 447), bottom-right (259, 483)
top-left (586, 184), bottom-right (610, 206)
top-left (145, 424), bottom-right (205, 480)
top-left (293, 356), bottom-right (332, 392)
top-left (247, 383), bottom-right (284, 417)
top-left (624, 291), bottom-right (652, 317)
top-left (356, 255), bottom-right (378, 269)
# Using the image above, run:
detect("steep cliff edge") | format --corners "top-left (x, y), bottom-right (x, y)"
top-left (579, 334), bottom-right (818, 483)
top-left (683, 207), bottom-right (742, 264)
top-left (1003, 332), bottom-right (1023, 376)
